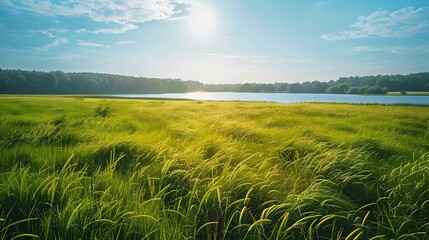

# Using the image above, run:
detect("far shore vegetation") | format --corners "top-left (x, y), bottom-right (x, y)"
top-left (0, 68), bottom-right (428, 94)
top-left (387, 91), bottom-right (429, 95)
top-left (0, 96), bottom-right (428, 239)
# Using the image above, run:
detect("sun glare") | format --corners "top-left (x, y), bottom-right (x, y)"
top-left (187, 3), bottom-right (216, 38)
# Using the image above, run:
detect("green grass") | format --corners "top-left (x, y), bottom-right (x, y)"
top-left (0, 95), bottom-right (428, 239)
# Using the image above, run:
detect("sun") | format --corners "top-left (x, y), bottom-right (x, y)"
top-left (187, 3), bottom-right (217, 37)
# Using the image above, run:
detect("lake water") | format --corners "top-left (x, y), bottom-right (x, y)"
top-left (111, 92), bottom-right (429, 105)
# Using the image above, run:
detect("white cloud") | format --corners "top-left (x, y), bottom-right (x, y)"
top-left (93, 23), bottom-right (138, 34)
top-left (36, 38), bottom-right (68, 51)
top-left (77, 40), bottom-right (103, 47)
top-left (116, 41), bottom-right (134, 45)
top-left (35, 29), bottom-right (68, 51)
top-left (4, 0), bottom-right (193, 34)
top-left (2, 0), bottom-right (194, 52)
top-left (50, 54), bottom-right (85, 60)
top-left (321, 7), bottom-right (429, 40)
top-left (75, 23), bottom-right (138, 34)
top-left (37, 28), bottom-right (68, 35)
top-left (387, 45), bottom-right (429, 53)
top-left (415, 45), bottom-right (429, 52)
top-left (351, 46), bottom-right (381, 52)
top-left (351, 45), bottom-right (429, 53)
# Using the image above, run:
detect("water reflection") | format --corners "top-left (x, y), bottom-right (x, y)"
top-left (112, 92), bottom-right (429, 105)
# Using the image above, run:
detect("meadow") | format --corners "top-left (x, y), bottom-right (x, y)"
top-left (0, 96), bottom-right (428, 239)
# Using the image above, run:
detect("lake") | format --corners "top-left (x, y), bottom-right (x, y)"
top-left (111, 92), bottom-right (429, 105)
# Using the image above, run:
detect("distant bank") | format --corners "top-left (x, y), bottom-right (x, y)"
top-left (0, 68), bottom-right (428, 95)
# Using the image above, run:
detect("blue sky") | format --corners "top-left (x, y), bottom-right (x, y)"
top-left (0, 0), bottom-right (428, 84)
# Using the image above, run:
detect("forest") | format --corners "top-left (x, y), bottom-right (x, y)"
top-left (0, 68), bottom-right (428, 94)
top-left (235, 73), bottom-right (429, 93)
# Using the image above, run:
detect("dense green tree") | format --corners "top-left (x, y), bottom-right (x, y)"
top-left (362, 77), bottom-right (377, 86)
top-left (376, 77), bottom-right (395, 91)
top-left (166, 79), bottom-right (187, 93)
top-left (0, 68), bottom-right (428, 94)
top-left (326, 84), bottom-right (349, 94)
top-left (9, 71), bottom-right (27, 93)
top-left (239, 83), bottom-right (255, 92)
top-left (310, 81), bottom-right (329, 93)
top-left (0, 71), bottom-right (9, 93)
top-left (184, 80), bottom-right (204, 92)
top-left (288, 83), bottom-right (303, 93)
top-left (276, 83), bottom-right (289, 93)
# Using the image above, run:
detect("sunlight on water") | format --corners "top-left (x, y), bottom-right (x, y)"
top-left (112, 92), bottom-right (429, 105)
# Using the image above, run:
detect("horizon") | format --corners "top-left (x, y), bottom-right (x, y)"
top-left (1, 1), bottom-right (429, 84)
top-left (1, 68), bottom-right (429, 85)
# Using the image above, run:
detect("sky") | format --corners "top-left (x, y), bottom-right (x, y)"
top-left (0, 0), bottom-right (428, 84)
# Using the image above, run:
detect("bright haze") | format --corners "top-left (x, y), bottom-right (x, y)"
top-left (0, 0), bottom-right (428, 84)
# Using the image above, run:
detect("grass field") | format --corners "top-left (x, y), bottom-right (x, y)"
top-left (0, 96), bottom-right (428, 239)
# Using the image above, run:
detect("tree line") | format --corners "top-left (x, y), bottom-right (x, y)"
top-left (0, 68), bottom-right (428, 94)
top-left (226, 73), bottom-right (429, 94)
top-left (0, 69), bottom-right (204, 94)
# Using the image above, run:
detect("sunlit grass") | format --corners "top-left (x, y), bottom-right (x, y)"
top-left (0, 96), bottom-right (428, 239)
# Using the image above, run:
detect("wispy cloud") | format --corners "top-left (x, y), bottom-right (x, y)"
top-left (158, 31), bottom-right (173, 35)
top-left (35, 29), bottom-right (68, 51)
top-left (75, 23), bottom-right (138, 35)
top-left (2, 1), bottom-right (190, 51)
top-left (193, 53), bottom-right (248, 59)
top-left (116, 41), bottom-right (134, 45)
top-left (351, 46), bottom-right (381, 52)
top-left (321, 7), bottom-right (429, 40)
top-left (77, 40), bottom-right (104, 47)
top-left (351, 45), bottom-right (429, 53)
top-left (274, 58), bottom-right (312, 64)
top-left (387, 45), bottom-right (429, 53)
top-left (36, 38), bottom-right (68, 51)
top-left (4, 0), bottom-right (194, 34)
top-left (54, 54), bottom-right (84, 60)
top-left (222, 34), bottom-right (235, 39)
top-left (193, 53), bottom-right (311, 65)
